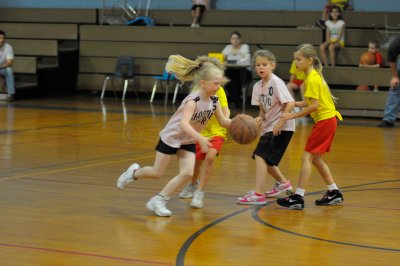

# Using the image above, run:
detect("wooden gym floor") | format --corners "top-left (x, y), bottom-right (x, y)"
top-left (0, 95), bottom-right (399, 266)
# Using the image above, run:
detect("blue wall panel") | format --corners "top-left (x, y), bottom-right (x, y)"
top-left (0, 0), bottom-right (399, 12)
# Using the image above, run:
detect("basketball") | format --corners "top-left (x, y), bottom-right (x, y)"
top-left (359, 52), bottom-right (375, 65)
top-left (229, 114), bottom-right (259, 144)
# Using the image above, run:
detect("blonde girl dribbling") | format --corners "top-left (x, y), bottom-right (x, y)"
top-left (277, 44), bottom-right (344, 210)
top-left (116, 55), bottom-right (232, 217)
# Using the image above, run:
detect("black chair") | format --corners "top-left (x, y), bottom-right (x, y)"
top-left (100, 56), bottom-right (135, 101)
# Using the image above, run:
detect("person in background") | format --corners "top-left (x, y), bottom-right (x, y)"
top-left (319, 5), bottom-right (345, 67)
top-left (191, 0), bottom-right (210, 28)
top-left (287, 60), bottom-right (306, 102)
top-left (0, 30), bottom-right (15, 101)
top-left (357, 40), bottom-right (384, 91)
top-left (316, 0), bottom-right (352, 29)
top-left (222, 31), bottom-right (252, 108)
top-left (378, 36), bottom-right (400, 128)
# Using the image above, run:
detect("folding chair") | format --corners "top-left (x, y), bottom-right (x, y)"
top-left (100, 56), bottom-right (135, 101)
top-left (150, 70), bottom-right (182, 104)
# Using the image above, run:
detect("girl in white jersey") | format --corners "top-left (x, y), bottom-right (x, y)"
top-left (320, 5), bottom-right (345, 67)
top-left (237, 50), bottom-right (296, 205)
top-left (116, 55), bottom-right (232, 217)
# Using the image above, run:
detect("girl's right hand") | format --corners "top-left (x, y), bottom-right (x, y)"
top-left (199, 136), bottom-right (211, 153)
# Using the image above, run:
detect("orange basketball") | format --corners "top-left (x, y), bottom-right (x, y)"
top-left (360, 52), bottom-right (375, 65)
top-left (229, 114), bottom-right (259, 144)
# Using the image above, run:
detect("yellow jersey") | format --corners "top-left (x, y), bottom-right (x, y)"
top-left (304, 70), bottom-right (342, 122)
top-left (289, 61), bottom-right (306, 81)
top-left (200, 87), bottom-right (229, 139)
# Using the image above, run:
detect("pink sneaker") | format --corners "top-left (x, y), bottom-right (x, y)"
top-left (265, 181), bottom-right (293, 198)
top-left (237, 192), bottom-right (267, 205)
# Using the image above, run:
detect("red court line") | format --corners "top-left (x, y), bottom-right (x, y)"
top-left (0, 243), bottom-right (172, 265)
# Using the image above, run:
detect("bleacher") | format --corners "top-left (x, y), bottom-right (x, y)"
top-left (0, 7), bottom-right (398, 115)
top-left (0, 8), bottom-right (97, 96)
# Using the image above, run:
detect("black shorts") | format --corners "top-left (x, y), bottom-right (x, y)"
top-left (155, 138), bottom-right (196, 155)
top-left (252, 131), bottom-right (293, 166)
top-left (191, 4), bottom-right (206, 13)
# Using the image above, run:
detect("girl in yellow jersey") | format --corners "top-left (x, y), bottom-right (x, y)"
top-left (277, 44), bottom-right (344, 210)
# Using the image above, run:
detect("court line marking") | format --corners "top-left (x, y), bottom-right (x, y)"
top-left (0, 242), bottom-right (172, 265)
top-left (175, 179), bottom-right (400, 265)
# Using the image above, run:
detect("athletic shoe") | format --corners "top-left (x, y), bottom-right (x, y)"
top-left (116, 163), bottom-right (140, 189)
top-left (146, 195), bottom-right (172, 217)
top-left (179, 182), bottom-right (198, 198)
top-left (315, 189), bottom-right (344, 206)
top-left (237, 192), bottom-right (267, 205)
top-left (276, 194), bottom-right (304, 210)
top-left (378, 120), bottom-right (394, 128)
top-left (190, 190), bottom-right (204, 209)
top-left (265, 181), bottom-right (293, 197)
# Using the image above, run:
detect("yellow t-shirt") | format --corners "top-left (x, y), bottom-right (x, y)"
top-left (330, 0), bottom-right (348, 11)
top-left (304, 70), bottom-right (342, 122)
top-left (289, 61), bottom-right (306, 81)
top-left (200, 87), bottom-right (229, 139)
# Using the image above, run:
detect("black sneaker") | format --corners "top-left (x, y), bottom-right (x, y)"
top-left (276, 194), bottom-right (304, 210)
top-left (315, 189), bottom-right (344, 206)
top-left (377, 120), bottom-right (394, 128)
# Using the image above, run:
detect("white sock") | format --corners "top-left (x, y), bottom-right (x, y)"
top-left (327, 183), bottom-right (339, 191)
top-left (295, 188), bottom-right (305, 197)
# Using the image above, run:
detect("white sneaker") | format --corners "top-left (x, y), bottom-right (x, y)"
top-left (190, 190), bottom-right (204, 209)
top-left (116, 163), bottom-right (140, 189)
top-left (146, 195), bottom-right (172, 217)
top-left (179, 182), bottom-right (198, 198)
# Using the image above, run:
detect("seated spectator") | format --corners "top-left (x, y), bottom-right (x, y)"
top-left (319, 5), bottom-right (345, 67)
top-left (357, 40), bottom-right (384, 91)
top-left (286, 60), bottom-right (305, 101)
top-left (222, 31), bottom-right (252, 108)
top-left (191, 0), bottom-right (210, 28)
top-left (316, 0), bottom-right (352, 29)
top-left (0, 30), bottom-right (15, 101)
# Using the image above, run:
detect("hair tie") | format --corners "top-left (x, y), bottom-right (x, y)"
top-left (194, 63), bottom-right (203, 71)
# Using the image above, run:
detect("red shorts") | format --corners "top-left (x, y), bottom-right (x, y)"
top-left (293, 79), bottom-right (303, 87)
top-left (305, 117), bottom-right (337, 154)
top-left (196, 136), bottom-right (225, 160)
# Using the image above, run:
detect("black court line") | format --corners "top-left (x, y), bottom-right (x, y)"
top-left (175, 207), bottom-right (254, 266)
top-left (252, 187), bottom-right (400, 253)
top-left (175, 179), bottom-right (400, 265)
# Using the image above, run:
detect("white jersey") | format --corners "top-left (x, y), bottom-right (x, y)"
top-left (251, 73), bottom-right (295, 134)
top-left (325, 19), bottom-right (345, 43)
top-left (159, 90), bottom-right (219, 148)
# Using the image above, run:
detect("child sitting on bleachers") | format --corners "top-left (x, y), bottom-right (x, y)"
top-left (357, 40), bottom-right (384, 91)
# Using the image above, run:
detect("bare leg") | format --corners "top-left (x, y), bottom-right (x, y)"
top-left (253, 155), bottom-right (268, 194)
top-left (286, 82), bottom-right (299, 98)
top-left (191, 159), bottom-right (202, 185)
top-left (267, 165), bottom-right (288, 183)
top-left (320, 42), bottom-right (330, 66)
top-left (312, 154), bottom-right (335, 185)
top-left (134, 151), bottom-right (171, 179)
top-left (159, 150), bottom-right (195, 197)
top-left (297, 151), bottom-right (313, 190)
top-left (329, 43), bottom-right (341, 67)
top-left (197, 148), bottom-right (218, 190)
